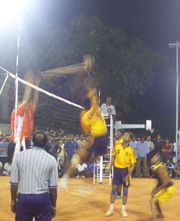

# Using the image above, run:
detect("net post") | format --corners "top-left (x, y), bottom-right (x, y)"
top-left (99, 156), bottom-right (103, 184)
top-left (109, 113), bottom-right (113, 185)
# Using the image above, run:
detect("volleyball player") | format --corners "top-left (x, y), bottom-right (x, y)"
top-left (61, 87), bottom-right (108, 186)
top-left (8, 71), bottom-right (41, 163)
top-left (150, 154), bottom-right (175, 221)
top-left (105, 132), bottom-right (136, 217)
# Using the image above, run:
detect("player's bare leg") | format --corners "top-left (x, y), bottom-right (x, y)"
top-left (150, 198), bottom-right (159, 221)
top-left (105, 184), bottom-right (118, 216)
top-left (121, 186), bottom-right (128, 217)
top-left (60, 136), bottom-right (94, 188)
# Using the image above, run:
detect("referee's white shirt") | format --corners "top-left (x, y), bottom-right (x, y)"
top-left (11, 147), bottom-right (58, 194)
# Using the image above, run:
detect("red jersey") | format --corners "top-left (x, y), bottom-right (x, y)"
top-left (10, 103), bottom-right (34, 144)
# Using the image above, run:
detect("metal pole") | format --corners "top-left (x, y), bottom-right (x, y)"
top-left (13, 16), bottom-right (21, 162)
top-left (15, 19), bottom-right (21, 114)
top-left (176, 41), bottom-right (179, 160)
top-left (169, 41), bottom-right (180, 161)
top-left (109, 113), bottom-right (113, 185)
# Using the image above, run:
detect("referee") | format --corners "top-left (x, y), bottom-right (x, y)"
top-left (10, 132), bottom-right (58, 221)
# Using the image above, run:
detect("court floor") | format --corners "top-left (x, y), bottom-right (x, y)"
top-left (0, 177), bottom-right (179, 221)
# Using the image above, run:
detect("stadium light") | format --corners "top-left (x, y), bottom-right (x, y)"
top-left (0, 0), bottom-right (25, 25)
top-left (0, 0), bottom-right (31, 134)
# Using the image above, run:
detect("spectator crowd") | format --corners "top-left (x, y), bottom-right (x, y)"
top-left (0, 128), bottom-right (180, 180)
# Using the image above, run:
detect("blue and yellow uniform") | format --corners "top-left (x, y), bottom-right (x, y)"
top-left (80, 89), bottom-right (108, 156)
top-left (151, 163), bottom-right (175, 203)
top-left (112, 140), bottom-right (136, 186)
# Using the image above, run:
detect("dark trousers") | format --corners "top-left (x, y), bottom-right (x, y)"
top-left (16, 193), bottom-right (52, 221)
top-left (135, 156), bottom-right (148, 177)
top-left (0, 156), bottom-right (7, 166)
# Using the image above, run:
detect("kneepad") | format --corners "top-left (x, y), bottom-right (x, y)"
top-left (111, 188), bottom-right (117, 196)
top-left (123, 187), bottom-right (128, 197)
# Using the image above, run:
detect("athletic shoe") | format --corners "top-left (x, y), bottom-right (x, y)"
top-left (121, 207), bottom-right (128, 217)
top-left (76, 175), bottom-right (80, 179)
top-left (157, 214), bottom-right (165, 219)
top-left (105, 207), bottom-right (114, 216)
top-left (82, 175), bottom-right (85, 179)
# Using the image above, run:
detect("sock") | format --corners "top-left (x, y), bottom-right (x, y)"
top-left (110, 203), bottom-right (114, 210)
top-left (122, 204), bottom-right (126, 210)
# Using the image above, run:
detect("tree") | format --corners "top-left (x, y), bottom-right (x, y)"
top-left (27, 15), bottom-right (166, 120)
top-left (0, 15), bottom-right (167, 129)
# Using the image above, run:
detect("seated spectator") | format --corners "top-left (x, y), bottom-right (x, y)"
top-left (4, 162), bottom-right (11, 175)
top-left (58, 159), bottom-right (65, 178)
top-left (76, 161), bottom-right (88, 178)
top-left (162, 138), bottom-right (173, 163)
top-left (0, 161), bottom-right (3, 175)
top-left (101, 97), bottom-right (116, 134)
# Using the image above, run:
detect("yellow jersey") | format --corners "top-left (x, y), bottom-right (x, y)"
top-left (80, 106), bottom-right (107, 137)
top-left (115, 138), bottom-right (123, 145)
top-left (112, 142), bottom-right (136, 168)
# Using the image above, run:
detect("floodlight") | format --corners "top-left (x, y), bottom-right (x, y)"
top-left (0, 0), bottom-right (24, 25)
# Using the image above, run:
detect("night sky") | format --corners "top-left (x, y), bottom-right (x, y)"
top-left (2, 0), bottom-right (180, 139)
top-left (44, 0), bottom-right (180, 139)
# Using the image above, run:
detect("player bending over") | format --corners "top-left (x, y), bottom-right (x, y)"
top-left (62, 87), bottom-right (108, 184)
top-left (105, 132), bottom-right (136, 217)
top-left (150, 154), bottom-right (175, 221)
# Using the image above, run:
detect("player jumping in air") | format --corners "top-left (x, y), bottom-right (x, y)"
top-left (150, 154), bottom-right (175, 221)
top-left (61, 87), bottom-right (108, 185)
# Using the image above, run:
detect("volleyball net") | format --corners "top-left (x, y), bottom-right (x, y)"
top-left (0, 66), bottom-right (83, 138)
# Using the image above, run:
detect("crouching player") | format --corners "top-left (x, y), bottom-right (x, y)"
top-left (150, 154), bottom-right (175, 220)
top-left (105, 132), bottom-right (136, 217)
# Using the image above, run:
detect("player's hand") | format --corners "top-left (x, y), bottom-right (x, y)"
top-left (123, 175), bottom-right (130, 187)
top-left (11, 201), bottom-right (17, 213)
top-left (51, 206), bottom-right (56, 218)
top-left (106, 167), bottom-right (112, 175)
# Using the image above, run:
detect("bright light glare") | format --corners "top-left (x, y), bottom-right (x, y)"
top-left (0, 0), bottom-right (25, 25)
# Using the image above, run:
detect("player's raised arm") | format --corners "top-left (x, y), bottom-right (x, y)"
top-left (32, 73), bottom-right (41, 113)
top-left (21, 71), bottom-right (34, 106)
top-left (86, 88), bottom-right (98, 107)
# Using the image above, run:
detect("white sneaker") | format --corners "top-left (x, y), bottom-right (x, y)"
top-left (105, 207), bottom-right (114, 216)
top-left (121, 207), bottom-right (128, 217)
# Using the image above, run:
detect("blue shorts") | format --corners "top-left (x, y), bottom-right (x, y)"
top-left (89, 134), bottom-right (108, 156)
top-left (16, 192), bottom-right (52, 221)
top-left (112, 167), bottom-right (129, 186)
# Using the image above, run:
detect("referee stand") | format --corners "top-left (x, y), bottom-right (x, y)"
top-left (93, 113), bottom-right (114, 185)
top-left (93, 118), bottom-right (153, 184)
